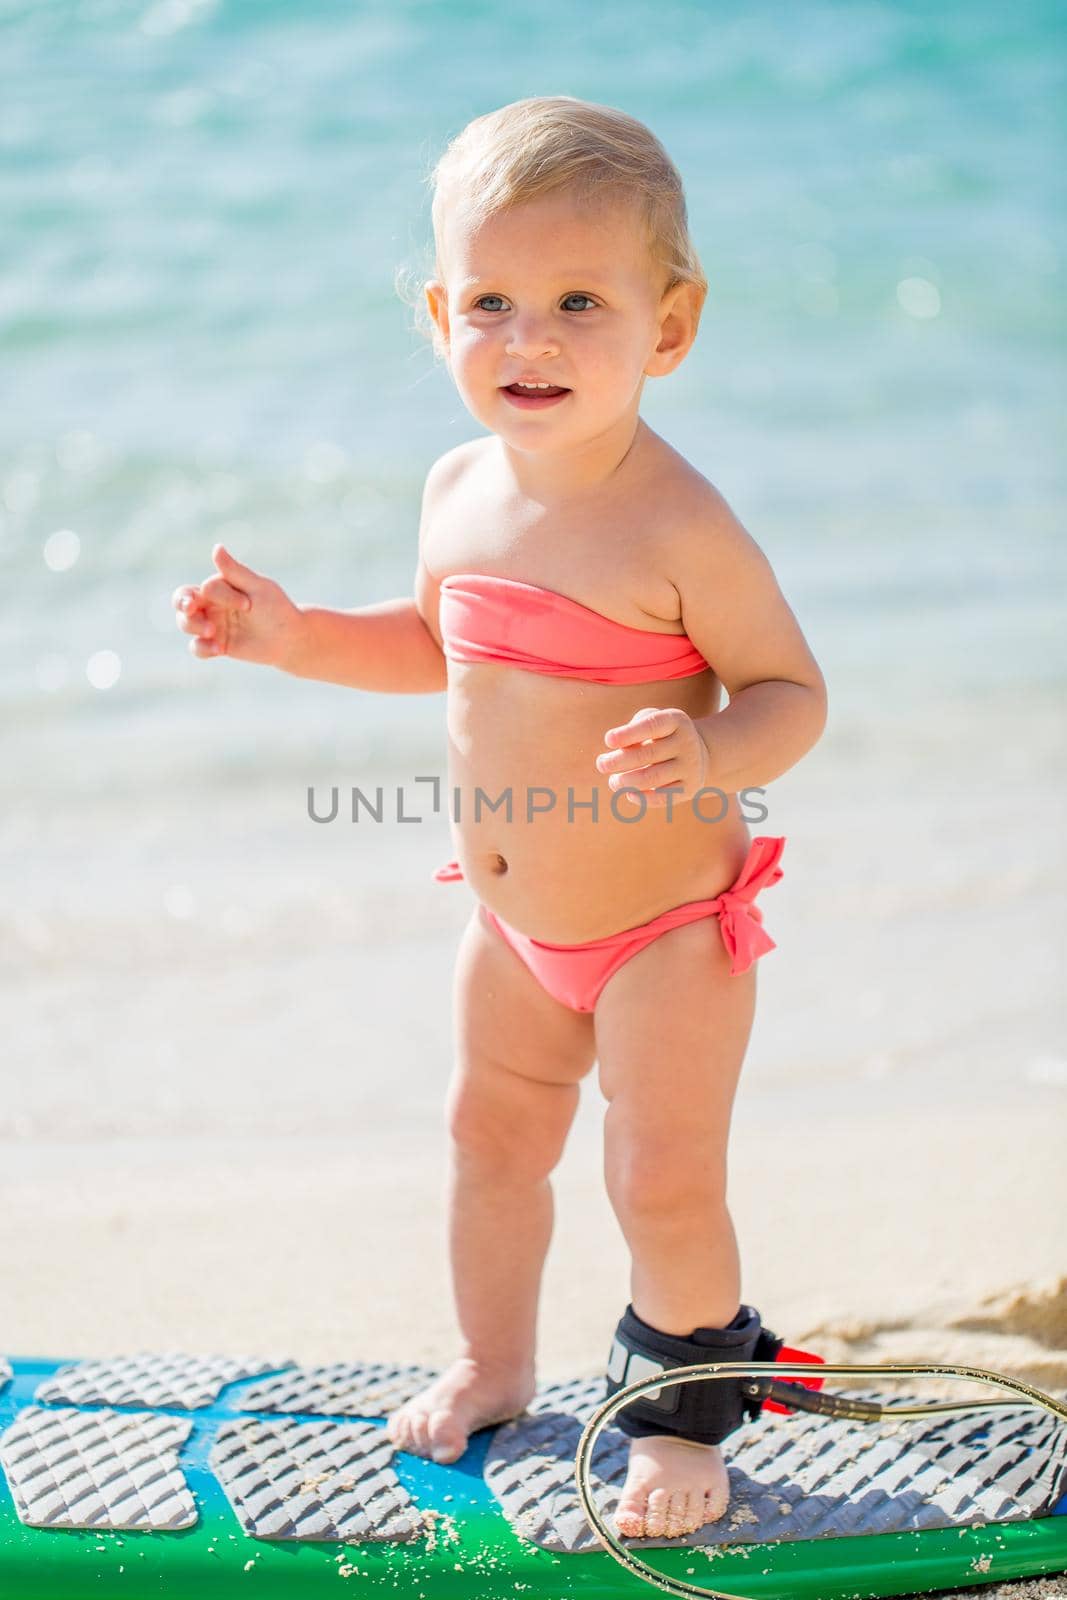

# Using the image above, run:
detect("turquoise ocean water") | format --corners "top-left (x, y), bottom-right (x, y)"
top-left (1, 0), bottom-right (1064, 803)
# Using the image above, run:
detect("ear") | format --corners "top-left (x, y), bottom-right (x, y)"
top-left (645, 281), bottom-right (700, 379)
top-left (425, 279), bottom-right (450, 350)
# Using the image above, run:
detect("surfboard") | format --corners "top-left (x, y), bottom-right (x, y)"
top-left (2, 1352), bottom-right (1065, 1599)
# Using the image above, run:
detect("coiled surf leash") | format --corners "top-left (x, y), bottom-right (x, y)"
top-left (574, 1357), bottom-right (1067, 1599)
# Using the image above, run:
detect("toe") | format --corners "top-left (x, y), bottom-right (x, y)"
top-left (643, 1487), bottom-right (672, 1538)
top-left (704, 1485), bottom-right (729, 1524)
top-left (663, 1489), bottom-right (689, 1539)
top-left (665, 1492), bottom-right (691, 1539)
top-left (408, 1408), bottom-right (432, 1457)
top-left (613, 1489), bottom-right (649, 1539)
top-left (385, 1410), bottom-right (408, 1451)
top-left (683, 1495), bottom-right (706, 1537)
top-left (427, 1408), bottom-right (465, 1465)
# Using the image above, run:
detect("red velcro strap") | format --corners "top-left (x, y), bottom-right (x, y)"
top-left (763, 1345), bottom-right (826, 1415)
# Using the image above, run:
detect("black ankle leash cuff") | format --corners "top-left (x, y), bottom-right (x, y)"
top-left (605, 1302), bottom-right (785, 1446)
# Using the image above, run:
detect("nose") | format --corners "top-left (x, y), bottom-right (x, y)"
top-left (505, 317), bottom-right (560, 361)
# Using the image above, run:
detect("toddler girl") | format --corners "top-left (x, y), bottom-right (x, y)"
top-left (173, 96), bottom-right (827, 1542)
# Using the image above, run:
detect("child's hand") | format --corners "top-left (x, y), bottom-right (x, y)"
top-left (172, 544), bottom-right (303, 668)
top-left (595, 707), bottom-right (710, 807)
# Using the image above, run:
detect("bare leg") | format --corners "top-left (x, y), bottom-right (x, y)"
top-left (446, 1154), bottom-right (555, 1376)
top-left (386, 905), bottom-right (596, 1463)
top-left (594, 914), bottom-right (758, 1539)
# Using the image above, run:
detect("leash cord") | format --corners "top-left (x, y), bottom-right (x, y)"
top-left (573, 1359), bottom-right (1067, 1599)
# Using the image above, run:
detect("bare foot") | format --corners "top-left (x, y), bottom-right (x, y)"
top-left (613, 1434), bottom-right (731, 1539)
top-left (385, 1357), bottom-right (536, 1465)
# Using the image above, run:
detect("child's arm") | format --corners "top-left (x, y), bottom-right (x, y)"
top-left (596, 488), bottom-right (828, 802)
top-left (172, 464), bottom-right (449, 695)
top-left (281, 574), bottom-right (445, 693)
top-left (683, 494), bottom-right (827, 791)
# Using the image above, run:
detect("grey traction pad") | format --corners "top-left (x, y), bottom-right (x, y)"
top-left (484, 1376), bottom-right (1067, 1553)
top-left (0, 1406), bottom-right (196, 1530)
top-left (3, 1355), bottom-right (1064, 1550)
top-left (210, 1415), bottom-right (421, 1541)
top-left (237, 1359), bottom-right (441, 1417)
top-left (35, 1351), bottom-right (292, 1409)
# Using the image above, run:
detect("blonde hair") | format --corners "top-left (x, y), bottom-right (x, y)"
top-left (396, 96), bottom-right (708, 360)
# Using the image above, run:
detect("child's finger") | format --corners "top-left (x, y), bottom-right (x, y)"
top-left (199, 574), bottom-right (251, 611)
top-left (212, 544), bottom-right (259, 588)
top-left (176, 608), bottom-right (214, 638)
top-left (172, 584), bottom-right (201, 613)
top-left (189, 634), bottom-right (219, 658)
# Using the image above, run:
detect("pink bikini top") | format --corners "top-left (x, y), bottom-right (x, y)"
top-left (437, 572), bottom-right (709, 684)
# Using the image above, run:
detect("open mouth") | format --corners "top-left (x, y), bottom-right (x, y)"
top-left (500, 384), bottom-right (571, 408)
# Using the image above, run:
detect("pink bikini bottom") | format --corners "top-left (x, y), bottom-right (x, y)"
top-left (433, 835), bottom-right (786, 1014)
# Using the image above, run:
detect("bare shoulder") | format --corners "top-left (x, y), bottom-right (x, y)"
top-left (658, 465), bottom-right (772, 597)
top-left (422, 435), bottom-right (490, 506)
top-left (621, 431), bottom-right (763, 617)
top-left (413, 438), bottom-right (489, 650)
top-left (653, 461), bottom-right (826, 700)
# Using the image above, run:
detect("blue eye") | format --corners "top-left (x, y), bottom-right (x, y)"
top-left (472, 294), bottom-right (598, 313)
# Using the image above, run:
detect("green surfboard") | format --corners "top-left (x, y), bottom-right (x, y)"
top-left (2, 1352), bottom-right (1065, 1598)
